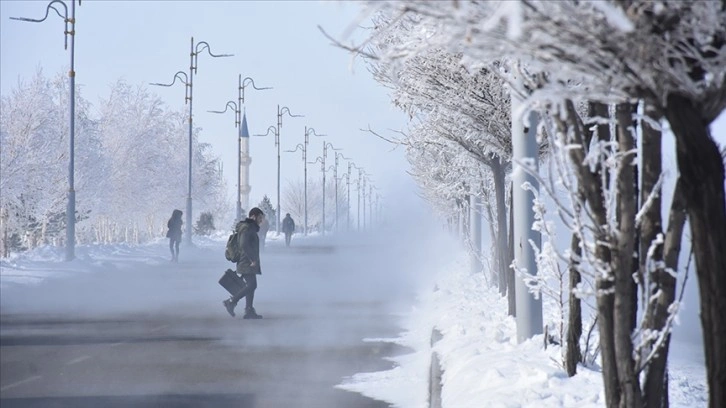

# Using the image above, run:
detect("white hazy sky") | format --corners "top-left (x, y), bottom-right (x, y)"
top-left (0, 0), bottom-right (416, 216)
top-left (2, 0), bottom-right (725, 221)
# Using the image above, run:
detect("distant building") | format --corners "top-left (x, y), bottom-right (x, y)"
top-left (240, 112), bottom-right (251, 212)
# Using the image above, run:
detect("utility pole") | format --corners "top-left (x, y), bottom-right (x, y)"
top-left (511, 88), bottom-right (543, 343)
top-left (11, 0), bottom-right (81, 260)
top-left (470, 193), bottom-right (483, 274)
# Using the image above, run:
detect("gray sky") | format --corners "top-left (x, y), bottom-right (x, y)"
top-left (2, 0), bottom-right (724, 221)
top-left (0, 0), bottom-right (415, 215)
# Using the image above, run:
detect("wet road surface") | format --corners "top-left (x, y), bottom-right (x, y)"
top-left (1, 234), bottom-right (416, 407)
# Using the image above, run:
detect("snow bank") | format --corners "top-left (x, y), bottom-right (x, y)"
top-left (338, 252), bottom-right (707, 407)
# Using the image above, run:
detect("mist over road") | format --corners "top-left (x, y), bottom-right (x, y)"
top-left (0, 228), bottom-right (438, 407)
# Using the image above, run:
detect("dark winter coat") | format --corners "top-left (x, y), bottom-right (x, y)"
top-left (282, 216), bottom-right (295, 234)
top-left (235, 218), bottom-right (262, 275)
top-left (167, 210), bottom-right (183, 241)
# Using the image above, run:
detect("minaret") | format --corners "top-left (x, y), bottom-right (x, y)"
top-left (240, 111), bottom-right (252, 215)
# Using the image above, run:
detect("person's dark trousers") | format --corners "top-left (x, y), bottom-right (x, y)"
top-left (169, 238), bottom-right (180, 261)
top-left (231, 273), bottom-right (257, 309)
top-left (285, 233), bottom-right (292, 247)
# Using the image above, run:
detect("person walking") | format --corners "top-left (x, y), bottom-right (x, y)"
top-left (282, 213), bottom-right (295, 247)
top-left (223, 207), bottom-right (265, 319)
top-left (166, 209), bottom-right (183, 262)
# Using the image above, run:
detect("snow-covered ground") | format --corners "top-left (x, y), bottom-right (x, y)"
top-left (1, 234), bottom-right (708, 408)
top-left (337, 250), bottom-right (708, 408)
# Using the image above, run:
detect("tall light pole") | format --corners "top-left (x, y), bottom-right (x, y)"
top-left (209, 76), bottom-right (270, 222)
top-left (362, 176), bottom-right (367, 230)
top-left (152, 38), bottom-right (232, 245)
top-left (333, 152), bottom-right (350, 232)
top-left (256, 106), bottom-right (302, 233)
top-left (511, 83), bottom-right (543, 342)
top-left (357, 168), bottom-right (363, 231)
top-left (285, 127), bottom-right (324, 235)
top-left (320, 142), bottom-right (341, 236)
top-left (368, 183), bottom-right (377, 229)
top-left (12, 0), bottom-right (81, 261)
top-left (347, 162), bottom-right (360, 232)
top-left (208, 100), bottom-right (242, 221)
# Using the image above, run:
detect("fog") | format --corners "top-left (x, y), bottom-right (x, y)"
top-left (0, 177), bottom-right (455, 405)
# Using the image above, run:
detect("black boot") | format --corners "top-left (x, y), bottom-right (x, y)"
top-left (223, 298), bottom-right (236, 317)
top-left (243, 307), bottom-right (263, 319)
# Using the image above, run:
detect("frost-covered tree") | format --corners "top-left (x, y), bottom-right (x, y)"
top-left (353, 3), bottom-right (725, 404)
top-left (337, 1), bottom-right (726, 405)
top-left (363, 15), bottom-right (530, 299)
top-left (95, 79), bottom-right (227, 243)
top-left (258, 195), bottom-right (276, 230)
top-left (1, 69), bottom-right (101, 249)
top-left (1, 72), bottom-right (228, 250)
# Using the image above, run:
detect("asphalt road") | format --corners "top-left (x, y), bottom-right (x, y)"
top-left (0, 233), bottom-right (418, 407)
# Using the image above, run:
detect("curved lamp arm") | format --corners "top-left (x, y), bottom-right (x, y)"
top-left (195, 41), bottom-right (234, 58)
top-left (208, 101), bottom-right (238, 114)
top-left (241, 77), bottom-right (272, 91)
top-left (335, 152), bottom-right (351, 161)
top-left (308, 156), bottom-right (324, 166)
top-left (284, 144), bottom-right (305, 154)
top-left (280, 106), bottom-right (304, 119)
top-left (150, 71), bottom-right (189, 87)
top-left (10, 0), bottom-right (71, 48)
top-left (254, 126), bottom-right (278, 137)
top-left (305, 128), bottom-right (326, 137)
top-left (150, 71), bottom-right (190, 103)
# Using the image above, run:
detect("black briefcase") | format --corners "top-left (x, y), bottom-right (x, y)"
top-left (219, 269), bottom-right (245, 296)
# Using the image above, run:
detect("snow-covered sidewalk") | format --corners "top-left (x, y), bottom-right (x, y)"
top-left (338, 254), bottom-right (708, 408)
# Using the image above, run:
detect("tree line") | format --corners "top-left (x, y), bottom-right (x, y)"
top-left (346, 1), bottom-right (725, 407)
top-left (1, 69), bottom-right (229, 254)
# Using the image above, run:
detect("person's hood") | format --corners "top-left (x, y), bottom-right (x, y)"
top-left (236, 218), bottom-right (260, 233)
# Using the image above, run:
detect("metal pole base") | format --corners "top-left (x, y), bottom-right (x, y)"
top-left (185, 196), bottom-right (193, 246)
top-left (66, 189), bottom-right (76, 261)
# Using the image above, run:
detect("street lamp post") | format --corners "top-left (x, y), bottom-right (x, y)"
top-left (256, 106), bottom-right (302, 234)
top-left (209, 76), bottom-right (270, 223)
top-left (368, 184), bottom-right (376, 229)
top-left (11, 0), bottom-right (81, 261)
top-left (285, 127), bottom-right (324, 236)
top-left (320, 142), bottom-right (340, 236)
top-left (357, 168), bottom-right (363, 231)
top-left (347, 162), bottom-right (361, 232)
top-left (333, 152), bottom-right (350, 232)
top-left (208, 100), bottom-right (242, 221)
top-left (152, 37), bottom-right (232, 245)
top-left (362, 176), bottom-right (367, 230)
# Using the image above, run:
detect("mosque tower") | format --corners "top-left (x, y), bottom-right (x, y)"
top-left (239, 111), bottom-right (251, 218)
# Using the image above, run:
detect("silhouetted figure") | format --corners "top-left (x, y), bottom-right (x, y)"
top-left (282, 213), bottom-right (295, 247)
top-left (166, 209), bottom-right (183, 262)
top-left (223, 207), bottom-right (265, 319)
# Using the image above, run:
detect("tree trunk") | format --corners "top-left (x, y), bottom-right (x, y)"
top-left (508, 186), bottom-right (516, 317)
top-left (643, 179), bottom-right (686, 408)
top-left (631, 104), bottom-right (641, 336)
top-left (612, 103), bottom-right (642, 407)
top-left (490, 157), bottom-right (508, 297)
top-left (565, 233), bottom-right (583, 377)
top-left (565, 100), bottom-right (620, 407)
top-left (486, 201), bottom-right (500, 286)
top-left (665, 94), bottom-right (726, 408)
top-left (639, 103), bottom-right (668, 408)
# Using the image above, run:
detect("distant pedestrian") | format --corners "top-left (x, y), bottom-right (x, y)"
top-left (223, 207), bottom-right (265, 319)
top-left (258, 216), bottom-right (270, 250)
top-left (282, 213), bottom-right (295, 247)
top-left (166, 209), bottom-right (183, 262)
